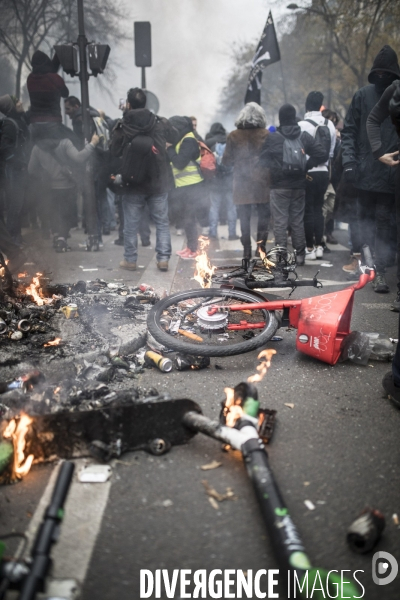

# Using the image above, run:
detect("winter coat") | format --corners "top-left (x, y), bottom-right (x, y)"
top-left (222, 128), bottom-right (269, 205)
top-left (27, 51), bottom-right (69, 123)
top-left (28, 137), bottom-right (95, 189)
top-left (259, 125), bottom-right (327, 190)
top-left (341, 45), bottom-right (400, 194)
top-left (167, 116), bottom-right (200, 171)
top-left (367, 81), bottom-right (400, 157)
top-left (110, 108), bottom-right (175, 195)
top-left (0, 95), bottom-right (30, 170)
top-left (205, 122), bottom-right (227, 152)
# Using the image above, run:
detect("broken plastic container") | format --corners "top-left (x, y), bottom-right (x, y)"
top-left (340, 331), bottom-right (396, 365)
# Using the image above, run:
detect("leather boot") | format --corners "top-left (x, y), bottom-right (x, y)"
top-left (241, 235), bottom-right (252, 259)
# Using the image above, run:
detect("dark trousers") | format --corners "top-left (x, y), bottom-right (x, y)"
top-left (304, 171), bottom-right (329, 247)
top-left (358, 189), bottom-right (395, 273)
top-left (5, 167), bottom-right (26, 244)
top-left (50, 188), bottom-right (76, 239)
top-left (237, 203), bottom-right (270, 249)
top-left (270, 188), bottom-right (306, 256)
top-left (172, 183), bottom-right (205, 252)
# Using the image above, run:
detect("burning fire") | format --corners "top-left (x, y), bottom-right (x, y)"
top-left (0, 259), bottom-right (9, 277)
top-left (257, 242), bottom-right (275, 272)
top-left (25, 273), bottom-right (52, 306)
top-left (248, 349), bottom-right (276, 383)
top-left (194, 236), bottom-right (217, 289)
top-left (223, 387), bottom-right (244, 428)
top-left (44, 337), bottom-right (62, 347)
top-left (3, 414), bottom-right (34, 478)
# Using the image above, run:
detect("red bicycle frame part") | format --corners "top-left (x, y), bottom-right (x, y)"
top-left (216, 271), bottom-right (375, 365)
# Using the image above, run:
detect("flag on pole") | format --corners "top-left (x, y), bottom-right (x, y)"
top-left (245, 11), bottom-right (281, 105)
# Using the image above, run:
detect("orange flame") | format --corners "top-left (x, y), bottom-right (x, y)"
top-left (3, 414), bottom-right (34, 478)
top-left (257, 242), bottom-right (275, 271)
top-left (44, 338), bottom-right (62, 347)
top-left (194, 236), bottom-right (217, 289)
top-left (18, 272), bottom-right (28, 278)
top-left (223, 387), bottom-right (244, 427)
top-left (26, 273), bottom-right (52, 306)
top-left (247, 349), bottom-right (276, 383)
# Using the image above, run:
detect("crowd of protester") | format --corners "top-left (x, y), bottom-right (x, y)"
top-left (1, 45), bottom-right (400, 307)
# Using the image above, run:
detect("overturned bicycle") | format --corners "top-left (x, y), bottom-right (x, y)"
top-left (147, 245), bottom-right (375, 365)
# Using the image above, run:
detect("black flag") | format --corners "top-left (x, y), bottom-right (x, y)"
top-left (245, 11), bottom-right (281, 105)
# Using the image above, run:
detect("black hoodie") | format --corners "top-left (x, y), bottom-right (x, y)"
top-left (205, 122), bottom-right (227, 151)
top-left (260, 124), bottom-right (327, 189)
top-left (110, 108), bottom-right (175, 194)
top-left (341, 45), bottom-right (400, 193)
top-left (27, 51), bottom-right (69, 123)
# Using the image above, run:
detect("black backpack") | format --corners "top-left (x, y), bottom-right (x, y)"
top-left (305, 118), bottom-right (331, 163)
top-left (278, 132), bottom-right (307, 174)
top-left (120, 128), bottom-right (159, 185)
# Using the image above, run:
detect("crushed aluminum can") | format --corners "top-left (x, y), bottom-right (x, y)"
top-left (61, 303), bottom-right (79, 319)
top-left (174, 354), bottom-right (210, 371)
top-left (18, 319), bottom-right (31, 332)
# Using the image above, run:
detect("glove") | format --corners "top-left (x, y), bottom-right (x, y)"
top-left (343, 164), bottom-right (356, 183)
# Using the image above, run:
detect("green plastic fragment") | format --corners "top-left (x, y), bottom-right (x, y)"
top-left (275, 507), bottom-right (288, 517)
top-left (243, 397), bottom-right (259, 417)
top-left (0, 441), bottom-right (14, 475)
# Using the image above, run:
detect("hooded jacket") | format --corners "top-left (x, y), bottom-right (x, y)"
top-left (222, 104), bottom-right (269, 205)
top-left (0, 95), bottom-right (30, 169)
top-left (341, 45), bottom-right (400, 193)
top-left (260, 125), bottom-right (327, 190)
top-left (167, 116), bottom-right (201, 171)
top-left (205, 123), bottom-right (227, 151)
top-left (110, 108), bottom-right (175, 195)
top-left (28, 136), bottom-right (95, 189)
top-left (27, 51), bottom-right (69, 123)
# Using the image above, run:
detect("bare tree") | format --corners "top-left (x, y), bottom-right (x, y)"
top-left (0, 0), bottom-right (128, 98)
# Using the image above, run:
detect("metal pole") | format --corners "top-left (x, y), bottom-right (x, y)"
top-left (77, 0), bottom-right (91, 142)
top-left (76, 0), bottom-right (99, 249)
top-left (141, 66), bottom-right (146, 89)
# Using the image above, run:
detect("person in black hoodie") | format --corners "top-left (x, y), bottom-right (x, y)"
top-left (205, 122), bottom-right (238, 240)
top-left (341, 45), bottom-right (400, 293)
top-left (110, 87), bottom-right (175, 271)
top-left (27, 51), bottom-right (69, 125)
top-left (260, 104), bottom-right (327, 265)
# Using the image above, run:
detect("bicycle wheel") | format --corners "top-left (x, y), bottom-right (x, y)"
top-left (147, 288), bottom-right (279, 357)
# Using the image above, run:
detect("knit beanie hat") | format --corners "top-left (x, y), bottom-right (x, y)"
top-left (278, 104), bottom-right (297, 126)
top-left (305, 91), bottom-right (324, 112)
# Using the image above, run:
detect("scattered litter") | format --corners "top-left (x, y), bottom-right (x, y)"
top-left (82, 268), bottom-right (99, 272)
top-left (303, 481), bottom-right (310, 486)
top-left (320, 263), bottom-right (333, 267)
top-left (174, 354), bottom-right (210, 371)
top-left (271, 336), bottom-right (283, 341)
top-left (144, 350), bottom-right (172, 373)
top-left (201, 460), bottom-right (222, 471)
top-left (208, 497), bottom-right (219, 510)
top-left (202, 480), bottom-right (236, 502)
top-left (347, 508), bottom-right (385, 553)
top-left (390, 338), bottom-right (398, 344)
top-left (215, 364), bottom-right (224, 370)
top-left (341, 332), bottom-right (396, 364)
top-left (162, 499), bottom-right (173, 508)
top-left (178, 329), bottom-right (203, 342)
top-left (316, 500), bottom-right (326, 505)
top-left (304, 500), bottom-right (315, 511)
top-left (392, 513), bottom-right (399, 526)
top-left (284, 403), bottom-right (295, 409)
top-left (78, 464), bottom-right (112, 483)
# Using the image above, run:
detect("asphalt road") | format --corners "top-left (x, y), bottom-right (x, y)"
top-left (2, 224), bottom-right (400, 600)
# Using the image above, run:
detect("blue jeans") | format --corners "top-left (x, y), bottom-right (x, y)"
top-left (209, 187), bottom-right (237, 238)
top-left (122, 192), bottom-right (171, 263)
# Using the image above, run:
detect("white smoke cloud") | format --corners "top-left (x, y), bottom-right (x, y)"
top-left (88, 0), bottom-right (280, 136)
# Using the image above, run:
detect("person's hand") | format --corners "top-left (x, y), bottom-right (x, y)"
top-left (343, 164), bottom-right (356, 183)
top-left (165, 142), bottom-right (172, 149)
top-left (91, 134), bottom-right (100, 146)
top-left (379, 152), bottom-right (400, 167)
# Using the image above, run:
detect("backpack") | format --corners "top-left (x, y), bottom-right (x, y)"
top-left (278, 133), bottom-right (307, 174)
top-left (120, 130), bottom-right (159, 185)
top-left (305, 118), bottom-right (331, 163)
top-left (198, 140), bottom-right (216, 179)
top-left (214, 142), bottom-right (226, 166)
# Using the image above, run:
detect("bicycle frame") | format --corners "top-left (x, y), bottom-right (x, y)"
top-left (210, 269), bottom-right (375, 366)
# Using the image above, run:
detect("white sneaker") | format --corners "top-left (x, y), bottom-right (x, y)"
top-left (175, 228), bottom-right (184, 236)
top-left (315, 246), bottom-right (324, 258)
top-left (305, 247), bottom-right (317, 260)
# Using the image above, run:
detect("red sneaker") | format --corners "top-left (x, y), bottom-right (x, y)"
top-left (176, 247), bottom-right (190, 256)
top-left (180, 249), bottom-right (198, 260)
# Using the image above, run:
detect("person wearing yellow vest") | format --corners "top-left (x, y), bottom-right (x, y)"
top-left (167, 116), bottom-right (205, 259)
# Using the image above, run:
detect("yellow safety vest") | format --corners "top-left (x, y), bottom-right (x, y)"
top-left (171, 132), bottom-right (204, 188)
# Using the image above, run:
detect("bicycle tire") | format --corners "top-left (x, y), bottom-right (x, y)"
top-left (147, 288), bottom-right (279, 357)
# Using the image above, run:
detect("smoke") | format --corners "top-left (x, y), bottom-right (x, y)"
top-left (89, 0), bottom-right (276, 135)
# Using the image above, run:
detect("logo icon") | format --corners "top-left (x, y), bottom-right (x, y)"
top-left (372, 551), bottom-right (398, 586)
